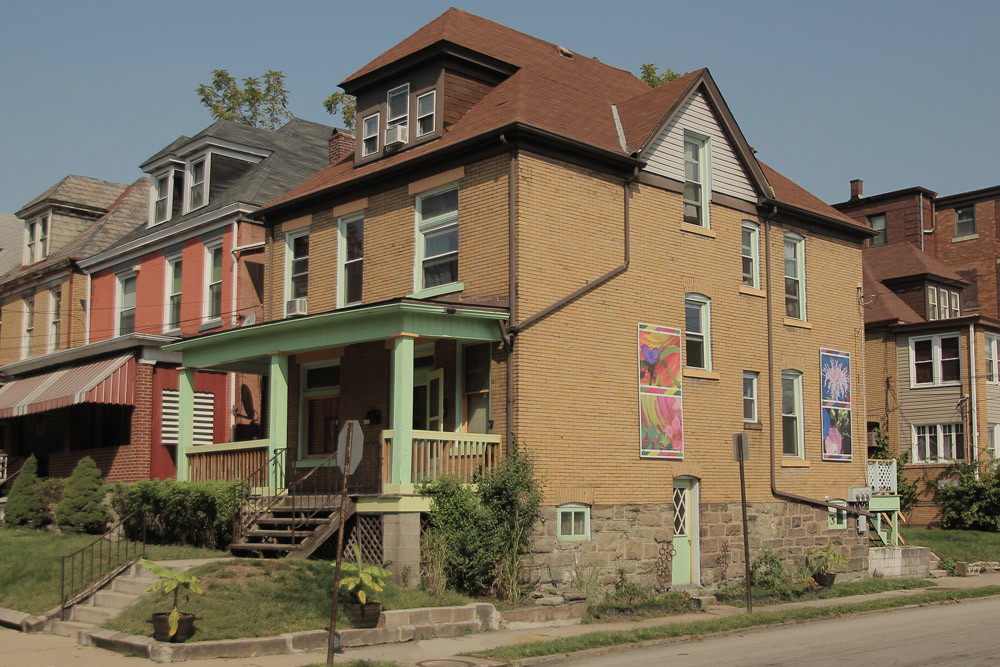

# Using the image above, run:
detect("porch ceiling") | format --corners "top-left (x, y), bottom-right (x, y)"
top-left (164, 301), bottom-right (508, 373)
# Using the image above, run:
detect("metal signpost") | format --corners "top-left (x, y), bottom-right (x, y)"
top-left (733, 433), bottom-right (753, 613)
top-left (326, 420), bottom-right (363, 666)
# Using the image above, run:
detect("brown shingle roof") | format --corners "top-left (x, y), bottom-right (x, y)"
top-left (862, 262), bottom-right (922, 326)
top-left (864, 242), bottom-right (966, 284)
top-left (758, 162), bottom-right (867, 229)
top-left (16, 175), bottom-right (129, 218)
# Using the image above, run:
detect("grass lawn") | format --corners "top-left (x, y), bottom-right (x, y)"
top-left (103, 559), bottom-right (474, 641)
top-left (716, 576), bottom-right (934, 607)
top-left (0, 527), bottom-right (227, 614)
top-left (901, 528), bottom-right (1000, 563)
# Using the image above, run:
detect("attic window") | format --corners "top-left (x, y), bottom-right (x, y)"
top-left (556, 45), bottom-right (574, 59)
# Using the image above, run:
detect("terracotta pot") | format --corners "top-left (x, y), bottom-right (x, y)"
top-left (344, 602), bottom-right (382, 628)
top-left (152, 612), bottom-right (196, 642)
top-left (814, 571), bottom-right (836, 588)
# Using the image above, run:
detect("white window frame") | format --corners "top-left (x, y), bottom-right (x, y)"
top-left (556, 503), bottom-right (590, 542)
top-left (416, 90), bottom-right (436, 138)
top-left (386, 83), bottom-right (409, 129)
top-left (24, 213), bottom-right (50, 264)
top-left (950, 290), bottom-right (961, 318)
top-left (912, 422), bottom-right (965, 463)
top-left (284, 230), bottom-right (310, 314)
top-left (986, 334), bottom-right (1000, 384)
top-left (682, 131), bottom-right (710, 228)
top-left (164, 253), bottom-right (183, 333)
top-left (784, 233), bottom-right (806, 321)
top-left (415, 184), bottom-right (459, 291)
top-left (362, 113), bottom-right (380, 157)
top-left (782, 370), bottom-right (804, 458)
top-left (203, 240), bottom-right (224, 323)
top-left (684, 293), bottom-right (712, 370)
top-left (743, 371), bottom-right (758, 423)
top-left (48, 287), bottom-right (61, 353)
top-left (926, 286), bottom-right (938, 320)
top-left (115, 269), bottom-right (138, 337)
top-left (741, 221), bottom-right (759, 288)
top-left (22, 296), bottom-right (35, 359)
top-left (989, 423), bottom-right (1000, 460)
top-left (184, 154), bottom-right (209, 213)
top-left (868, 213), bottom-right (887, 246)
top-left (337, 213), bottom-right (364, 308)
top-left (150, 171), bottom-right (174, 225)
top-left (909, 334), bottom-right (962, 388)
top-left (955, 205), bottom-right (975, 237)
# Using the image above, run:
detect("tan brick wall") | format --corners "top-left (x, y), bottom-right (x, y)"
top-left (512, 152), bottom-right (867, 507)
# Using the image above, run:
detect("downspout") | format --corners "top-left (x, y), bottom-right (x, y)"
top-left (83, 272), bottom-right (92, 346)
top-left (764, 205), bottom-right (872, 518)
top-left (229, 219), bottom-right (239, 442)
top-left (66, 264), bottom-right (75, 350)
top-left (969, 323), bottom-right (979, 470)
top-left (499, 134), bottom-right (517, 452)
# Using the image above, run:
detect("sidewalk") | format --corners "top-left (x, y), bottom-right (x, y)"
top-left (2, 573), bottom-right (998, 667)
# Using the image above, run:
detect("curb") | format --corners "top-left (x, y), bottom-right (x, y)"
top-left (0, 606), bottom-right (47, 632)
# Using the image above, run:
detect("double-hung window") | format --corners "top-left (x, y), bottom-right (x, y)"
top-left (868, 213), bottom-right (887, 246)
top-left (338, 215), bottom-right (363, 307)
top-left (913, 423), bottom-right (965, 463)
top-left (927, 286), bottom-right (961, 320)
top-left (25, 214), bottom-right (50, 264)
top-left (166, 256), bottom-right (183, 331)
top-left (117, 272), bottom-right (137, 336)
top-left (684, 294), bottom-right (711, 370)
top-left (362, 113), bottom-right (379, 157)
top-left (416, 186), bottom-right (459, 289)
top-left (741, 221), bottom-right (759, 288)
top-left (927, 286), bottom-right (938, 320)
top-left (49, 287), bottom-right (61, 353)
top-left (784, 233), bottom-right (806, 320)
top-left (955, 205), bottom-right (975, 237)
top-left (152, 173), bottom-right (171, 224)
top-left (286, 231), bottom-right (309, 307)
top-left (986, 334), bottom-right (1000, 384)
top-left (205, 243), bottom-right (223, 322)
top-left (782, 370), bottom-right (804, 457)
top-left (187, 157), bottom-right (207, 211)
top-left (23, 296), bottom-right (34, 358)
top-left (416, 91), bottom-right (436, 137)
top-left (387, 84), bottom-right (409, 130)
top-left (910, 335), bottom-right (961, 387)
top-left (683, 132), bottom-right (709, 227)
top-left (743, 371), bottom-right (758, 422)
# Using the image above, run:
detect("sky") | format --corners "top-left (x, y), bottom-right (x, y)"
top-left (2, 0), bottom-right (998, 214)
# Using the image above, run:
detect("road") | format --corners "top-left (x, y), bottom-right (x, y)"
top-left (562, 596), bottom-right (1000, 666)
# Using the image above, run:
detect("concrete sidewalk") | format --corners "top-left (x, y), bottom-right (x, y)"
top-left (2, 573), bottom-right (998, 667)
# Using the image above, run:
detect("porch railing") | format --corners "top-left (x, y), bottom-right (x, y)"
top-left (60, 510), bottom-right (146, 619)
top-left (186, 440), bottom-right (271, 484)
top-left (232, 447), bottom-right (289, 545)
top-left (382, 429), bottom-right (503, 485)
top-left (867, 459), bottom-right (897, 495)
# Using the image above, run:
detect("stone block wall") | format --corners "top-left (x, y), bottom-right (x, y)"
top-left (868, 546), bottom-right (930, 578)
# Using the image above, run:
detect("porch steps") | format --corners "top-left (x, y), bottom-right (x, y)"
top-left (230, 497), bottom-right (356, 559)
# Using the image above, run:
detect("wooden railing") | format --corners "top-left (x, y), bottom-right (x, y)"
top-left (382, 429), bottom-right (502, 485)
top-left (186, 440), bottom-right (271, 484)
top-left (61, 511), bottom-right (145, 619)
top-left (867, 459), bottom-right (897, 495)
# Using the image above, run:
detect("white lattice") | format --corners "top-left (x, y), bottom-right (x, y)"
top-left (867, 459), bottom-right (897, 494)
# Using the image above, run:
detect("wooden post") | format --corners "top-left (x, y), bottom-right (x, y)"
top-left (326, 422), bottom-right (354, 666)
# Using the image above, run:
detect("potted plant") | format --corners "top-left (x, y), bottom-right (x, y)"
top-left (808, 542), bottom-right (847, 588)
top-left (335, 543), bottom-right (392, 628)
top-left (140, 558), bottom-right (204, 642)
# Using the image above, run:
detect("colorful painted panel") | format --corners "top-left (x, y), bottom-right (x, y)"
top-left (639, 324), bottom-right (683, 459)
top-left (820, 349), bottom-right (852, 461)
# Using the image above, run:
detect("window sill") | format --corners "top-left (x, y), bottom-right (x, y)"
top-left (739, 285), bottom-right (765, 298)
top-left (408, 282), bottom-right (464, 299)
top-left (163, 328), bottom-right (181, 336)
top-left (780, 459), bottom-right (810, 468)
top-left (683, 367), bottom-right (720, 381)
top-left (783, 318), bottom-right (812, 330)
top-left (198, 319), bottom-right (223, 333)
top-left (911, 381), bottom-right (962, 389)
top-left (557, 535), bottom-right (590, 542)
top-left (952, 233), bottom-right (978, 243)
top-left (743, 421), bottom-right (762, 431)
top-left (680, 222), bottom-right (716, 239)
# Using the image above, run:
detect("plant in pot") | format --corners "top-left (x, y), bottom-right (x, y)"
top-left (140, 558), bottom-right (204, 642)
top-left (808, 542), bottom-right (847, 588)
top-left (336, 543), bottom-right (392, 628)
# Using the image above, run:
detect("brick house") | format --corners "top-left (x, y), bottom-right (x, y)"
top-left (167, 9), bottom-right (875, 589)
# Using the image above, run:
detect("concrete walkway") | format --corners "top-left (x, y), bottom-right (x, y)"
top-left (2, 572), bottom-right (998, 667)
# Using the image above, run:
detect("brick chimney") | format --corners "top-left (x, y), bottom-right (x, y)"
top-left (850, 179), bottom-right (864, 200)
top-left (328, 129), bottom-right (356, 164)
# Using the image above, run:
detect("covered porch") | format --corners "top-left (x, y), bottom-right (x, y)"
top-left (164, 300), bottom-right (508, 495)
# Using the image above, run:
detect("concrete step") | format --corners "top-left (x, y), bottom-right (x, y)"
top-left (50, 619), bottom-right (93, 639)
top-left (113, 577), bottom-right (156, 596)
top-left (94, 589), bottom-right (140, 609)
top-left (71, 605), bottom-right (118, 625)
top-left (230, 542), bottom-right (300, 553)
top-left (930, 568), bottom-right (949, 578)
top-left (928, 551), bottom-right (942, 568)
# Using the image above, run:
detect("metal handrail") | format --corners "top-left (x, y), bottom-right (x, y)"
top-left (60, 510), bottom-right (146, 620)
top-left (232, 447), bottom-right (289, 545)
top-left (287, 449), bottom-right (340, 545)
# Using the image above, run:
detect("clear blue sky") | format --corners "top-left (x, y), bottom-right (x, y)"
top-left (2, 0), bottom-right (997, 214)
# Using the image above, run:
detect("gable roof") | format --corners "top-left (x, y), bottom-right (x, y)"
top-left (864, 242), bottom-right (966, 285)
top-left (862, 261), bottom-right (922, 326)
top-left (758, 162), bottom-right (870, 231)
top-left (16, 175), bottom-right (129, 219)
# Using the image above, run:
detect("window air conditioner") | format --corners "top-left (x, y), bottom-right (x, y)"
top-left (385, 124), bottom-right (409, 147)
top-left (286, 298), bottom-right (308, 317)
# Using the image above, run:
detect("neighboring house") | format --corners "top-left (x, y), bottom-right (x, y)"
top-left (836, 182), bottom-right (1000, 527)
top-left (0, 213), bottom-right (25, 277)
top-left (166, 9), bottom-right (875, 588)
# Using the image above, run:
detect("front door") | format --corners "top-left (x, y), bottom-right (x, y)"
top-left (426, 368), bottom-right (444, 431)
top-left (305, 396), bottom-right (338, 457)
top-left (671, 478), bottom-right (695, 586)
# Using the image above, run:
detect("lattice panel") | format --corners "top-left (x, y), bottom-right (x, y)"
top-left (343, 514), bottom-right (384, 564)
top-left (867, 459), bottom-right (896, 494)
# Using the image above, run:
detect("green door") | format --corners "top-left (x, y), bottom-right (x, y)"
top-left (671, 479), bottom-right (694, 586)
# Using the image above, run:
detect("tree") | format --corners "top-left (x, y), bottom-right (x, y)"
top-left (196, 69), bottom-right (292, 131)
top-left (323, 92), bottom-right (356, 130)
top-left (3, 454), bottom-right (44, 527)
top-left (57, 456), bottom-right (110, 534)
top-left (640, 63), bottom-right (682, 88)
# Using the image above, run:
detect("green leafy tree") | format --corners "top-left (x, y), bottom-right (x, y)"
top-left (323, 92), bottom-right (356, 130)
top-left (3, 454), bottom-right (44, 527)
top-left (640, 63), bottom-right (682, 88)
top-left (57, 456), bottom-right (110, 534)
top-left (197, 69), bottom-right (292, 131)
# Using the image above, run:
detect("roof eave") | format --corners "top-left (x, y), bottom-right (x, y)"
top-left (763, 197), bottom-right (877, 239)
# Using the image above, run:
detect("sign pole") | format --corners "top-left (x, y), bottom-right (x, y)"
top-left (326, 422), bottom-right (354, 666)
top-left (733, 433), bottom-right (753, 614)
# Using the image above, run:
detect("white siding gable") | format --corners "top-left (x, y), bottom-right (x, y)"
top-left (644, 91), bottom-right (757, 204)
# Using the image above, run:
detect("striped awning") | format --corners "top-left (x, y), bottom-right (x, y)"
top-left (0, 354), bottom-right (135, 419)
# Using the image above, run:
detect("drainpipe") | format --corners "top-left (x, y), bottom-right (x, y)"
top-left (763, 205), bottom-right (872, 518)
top-left (499, 134), bottom-right (517, 452)
top-left (66, 265), bottom-right (75, 350)
top-left (83, 272), bottom-right (92, 346)
top-left (969, 323), bottom-right (979, 469)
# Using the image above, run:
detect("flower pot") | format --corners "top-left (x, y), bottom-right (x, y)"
top-left (344, 602), bottom-right (382, 628)
top-left (814, 571), bottom-right (836, 588)
top-left (152, 612), bottom-right (196, 642)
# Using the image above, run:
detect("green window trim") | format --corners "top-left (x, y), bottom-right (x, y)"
top-left (828, 500), bottom-right (847, 530)
top-left (557, 504), bottom-right (590, 542)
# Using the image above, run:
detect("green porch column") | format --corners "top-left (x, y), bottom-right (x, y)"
top-left (390, 335), bottom-right (415, 485)
top-left (268, 354), bottom-right (289, 489)
top-left (176, 368), bottom-right (195, 481)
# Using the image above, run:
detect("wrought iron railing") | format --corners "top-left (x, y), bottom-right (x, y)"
top-left (232, 447), bottom-right (289, 545)
top-left (381, 429), bottom-right (502, 484)
top-left (286, 450), bottom-right (341, 546)
top-left (867, 459), bottom-right (897, 495)
top-left (60, 510), bottom-right (146, 619)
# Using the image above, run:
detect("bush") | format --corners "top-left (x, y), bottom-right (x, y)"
top-left (934, 460), bottom-right (1000, 532)
top-left (420, 477), bottom-right (495, 596)
top-left (110, 479), bottom-right (242, 548)
top-left (57, 457), bottom-right (111, 534)
top-left (3, 455), bottom-right (45, 527)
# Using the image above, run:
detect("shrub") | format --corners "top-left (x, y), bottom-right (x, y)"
top-left (934, 460), bottom-right (1000, 532)
top-left (57, 457), bottom-right (111, 534)
top-left (420, 477), bottom-right (495, 596)
top-left (420, 529), bottom-right (450, 599)
top-left (110, 479), bottom-right (242, 548)
top-left (3, 454), bottom-right (45, 527)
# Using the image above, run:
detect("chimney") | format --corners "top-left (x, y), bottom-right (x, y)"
top-left (328, 129), bottom-right (356, 164)
top-left (850, 179), bottom-right (864, 200)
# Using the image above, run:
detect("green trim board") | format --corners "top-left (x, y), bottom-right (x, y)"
top-left (407, 282), bottom-right (465, 300)
top-left (556, 504), bottom-right (590, 542)
top-left (869, 495), bottom-right (901, 512)
top-left (183, 440), bottom-right (270, 455)
top-left (356, 495), bottom-right (432, 513)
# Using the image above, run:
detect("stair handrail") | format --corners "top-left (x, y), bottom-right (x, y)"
top-left (232, 447), bottom-right (289, 545)
top-left (286, 449), bottom-right (343, 545)
top-left (60, 510), bottom-right (146, 620)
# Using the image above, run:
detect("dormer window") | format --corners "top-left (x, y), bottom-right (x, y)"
top-left (416, 91), bottom-right (436, 137)
top-left (362, 113), bottom-right (380, 157)
top-left (150, 167), bottom-right (184, 225)
top-left (24, 213), bottom-right (50, 264)
top-left (387, 84), bottom-right (409, 130)
top-left (153, 174), bottom-right (170, 223)
top-left (187, 157), bottom-right (207, 211)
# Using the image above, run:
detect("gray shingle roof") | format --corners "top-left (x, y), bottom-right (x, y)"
top-left (15, 175), bottom-right (129, 218)
top-left (0, 214), bottom-right (24, 276)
